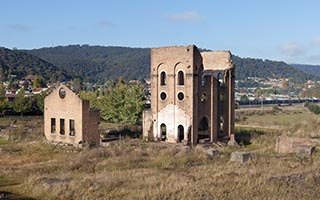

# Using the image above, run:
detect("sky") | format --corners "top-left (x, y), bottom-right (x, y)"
top-left (1, 0), bottom-right (320, 65)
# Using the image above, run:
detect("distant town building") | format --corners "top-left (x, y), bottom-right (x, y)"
top-left (143, 45), bottom-right (235, 146)
top-left (44, 84), bottom-right (100, 147)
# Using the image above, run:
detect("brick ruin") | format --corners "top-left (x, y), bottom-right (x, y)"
top-left (44, 84), bottom-right (100, 147)
top-left (143, 45), bottom-right (235, 146)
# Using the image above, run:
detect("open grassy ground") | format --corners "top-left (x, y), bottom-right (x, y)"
top-left (0, 108), bottom-right (320, 200)
top-left (237, 105), bottom-right (312, 128)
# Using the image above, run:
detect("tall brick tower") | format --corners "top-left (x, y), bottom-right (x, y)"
top-left (143, 45), bottom-right (235, 146)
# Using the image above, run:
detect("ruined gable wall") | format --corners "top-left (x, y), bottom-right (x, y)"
top-left (44, 85), bottom-right (83, 145)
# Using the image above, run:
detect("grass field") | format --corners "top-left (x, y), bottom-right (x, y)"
top-left (0, 108), bottom-right (320, 200)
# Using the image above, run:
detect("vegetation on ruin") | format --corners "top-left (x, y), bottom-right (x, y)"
top-left (0, 105), bottom-right (320, 199)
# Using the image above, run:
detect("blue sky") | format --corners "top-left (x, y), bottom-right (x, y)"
top-left (1, 0), bottom-right (320, 64)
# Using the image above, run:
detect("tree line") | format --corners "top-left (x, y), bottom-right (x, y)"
top-left (1, 45), bottom-right (319, 86)
top-left (0, 84), bottom-right (46, 116)
top-left (0, 79), bottom-right (146, 124)
top-left (232, 55), bottom-right (319, 84)
top-left (25, 45), bottom-right (320, 84)
top-left (24, 45), bottom-right (150, 84)
top-left (0, 47), bottom-right (70, 82)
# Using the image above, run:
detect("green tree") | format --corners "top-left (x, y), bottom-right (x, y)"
top-left (72, 78), bottom-right (82, 93)
top-left (306, 103), bottom-right (320, 115)
top-left (0, 84), bottom-right (8, 114)
top-left (79, 90), bottom-right (99, 109)
top-left (121, 83), bottom-right (145, 124)
top-left (33, 76), bottom-right (46, 88)
top-left (13, 88), bottom-right (32, 116)
top-left (34, 91), bottom-right (47, 113)
top-left (240, 95), bottom-right (249, 102)
top-left (99, 81), bottom-right (124, 123)
top-left (82, 78), bottom-right (146, 124)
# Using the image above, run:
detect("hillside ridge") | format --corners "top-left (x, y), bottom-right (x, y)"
top-left (0, 45), bottom-right (317, 83)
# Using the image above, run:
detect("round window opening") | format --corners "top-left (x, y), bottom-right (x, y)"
top-left (160, 92), bottom-right (167, 100)
top-left (59, 88), bottom-right (66, 98)
top-left (177, 92), bottom-right (184, 101)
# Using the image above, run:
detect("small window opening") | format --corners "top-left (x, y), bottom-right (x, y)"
top-left (60, 118), bottom-right (65, 135)
top-left (178, 71), bottom-right (184, 85)
top-left (51, 118), bottom-right (56, 133)
top-left (220, 117), bottom-right (224, 134)
top-left (178, 125), bottom-right (184, 142)
top-left (160, 71), bottom-right (166, 86)
top-left (160, 123), bottom-right (167, 141)
top-left (69, 119), bottom-right (75, 136)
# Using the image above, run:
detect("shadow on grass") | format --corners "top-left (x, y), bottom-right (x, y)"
top-left (235, 127), bottom-right (266, 146)
top-left (101, 125), bottom-right (142, 142)
top-left (0, 191), bottom-right (35, 200)
top-left (108, 128), bottom-right (141, 138)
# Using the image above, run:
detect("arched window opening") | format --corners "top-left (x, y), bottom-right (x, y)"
top-left (178, 125), bottom-right (184, 142)
top-left (199, 117), bottom-right (210, 140)
top-left (160, 71), bottom-right (166, 86)
top-left (178, 71), bottom-right (184, 85)
top-left (199, 117), bottom-right (209, 132)
top-left (160, 123), bottom-right (167, 141)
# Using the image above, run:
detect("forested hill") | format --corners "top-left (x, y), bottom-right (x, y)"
top-left (25, 45), bottom-right (150, 84)
top-left (290, 64), bottom-right (320, 77)
top-left (0, 47), bottom-right (70, 82)
top-left (232, 56), bottom-right (319, 83)
top-left (18, 45), bottom-right (319, 84)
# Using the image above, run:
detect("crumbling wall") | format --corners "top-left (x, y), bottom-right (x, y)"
top-left (82, 100), bottom-right (100, 146)
top-left (276, 136), bottom-right (319, 153)
top-left (142, 110), bottom-right (153, 141)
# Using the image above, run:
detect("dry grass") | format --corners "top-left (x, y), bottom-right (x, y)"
top-left (0, 113), bottom-right (320, 199)
top-left (236, 105), bottom-right (320, 133)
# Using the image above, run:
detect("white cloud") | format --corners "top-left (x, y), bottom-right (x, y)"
top-left (163, 11), bottom-right (202, 22)
top-left (8, 23), bottom-right (32, 32)
top-left (279, 42), bottom-right (305, 57)
top-left (96, 20), bottom-right (114, 29)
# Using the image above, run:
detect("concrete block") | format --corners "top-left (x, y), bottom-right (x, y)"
top-left (296, 146), bottom-right (316, 157)
top-left (206, 148), bottom-right (220, 157)
top-left (230, 151), bottom-right (251, 163)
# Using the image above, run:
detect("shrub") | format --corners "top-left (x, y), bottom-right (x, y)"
top-left (305, 103), bottom-right (320, 115)
top-left (272, 105), bottom-right (281, 112)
